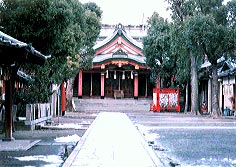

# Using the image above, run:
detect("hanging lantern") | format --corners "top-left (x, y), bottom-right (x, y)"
top-left (131, 71), bottom-right (133, 79)
top-left (106, 70), bottom-right (109, 78)
top-left (122, 71), bottom-right (125, 80)
top-left (114, 71), bottom-right (116, 79)
top-left (101, 64), bottom-right (105, 69)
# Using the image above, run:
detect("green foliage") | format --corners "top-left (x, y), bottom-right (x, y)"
top-left (145, 0), bottom-right (236, 88)
top-left (165, 0), bottom-right (235, 78)
top-left (0, 0), bottom-right (102, 103)
top-left (143, 12), bottom-right (176, 86)
top-left (170, 21), bottom-right (190, 84)
top-left (83, 2), bottom-right (103, 19)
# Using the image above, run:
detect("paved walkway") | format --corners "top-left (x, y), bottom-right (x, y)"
top-left (0, 139), bottom-right (40, 151)
top-left (62, 112), bottom-right (163, 167)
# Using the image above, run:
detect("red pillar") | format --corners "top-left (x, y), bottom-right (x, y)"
top-left (134, 72), bottom-right (138, 99)
top-left (78, 70), bottom-right (83, 98)
top-left (101, 72), bottom-right (105, 99)
top-left (61, 82), bottom-right (66, 116)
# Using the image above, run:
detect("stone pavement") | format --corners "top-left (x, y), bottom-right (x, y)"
top-left (62, 112), bottom-right (163, 167)
top-left (0, 139), bottom-right (40, 151)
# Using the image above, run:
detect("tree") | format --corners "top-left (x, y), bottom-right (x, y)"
top-left (165, 0), bottom-right (234, 116)
top-left (166, 0), bottom-right (202, 114)
top-left (170, 21), bottom-right (191, 113)
top-left (184, 14), bottom-right (227, 117)
top-left (0, 0), bottom-right (102, 108)
top-left (184, 1), bottom-right (235, 117)
top-left (143, 12), bottom-right (176, 88)
top-left (66, 2), bottom-right (102, 112)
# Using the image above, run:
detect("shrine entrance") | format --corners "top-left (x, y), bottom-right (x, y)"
top-left (105, 70), bottom-right (134, 98)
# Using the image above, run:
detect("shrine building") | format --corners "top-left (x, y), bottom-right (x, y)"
top-left (73, 23), bottom-right (154, 99)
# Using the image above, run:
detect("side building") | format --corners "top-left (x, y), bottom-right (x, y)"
top-left (73, 23), bottom-right (154, 99)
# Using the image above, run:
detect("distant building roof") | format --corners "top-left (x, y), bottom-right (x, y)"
top-left (97, 24), bottom-right (146, 44)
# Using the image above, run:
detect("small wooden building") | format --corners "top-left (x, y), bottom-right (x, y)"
top-left (199, 57), bottom-right (236, 116)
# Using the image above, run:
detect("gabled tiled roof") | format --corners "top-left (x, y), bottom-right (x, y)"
top-left (0, 31), bottom-right (50, 65)
top-left (93, 23), bottom-right (143, 56)
top-left (218, 60), bottom-right (236, 77)
top-left (0, 31), bottom-right (27, 48)
top-left (94, 24), bottom-right (143, 50)
top-left (92, 23), bottom-right (148, 69)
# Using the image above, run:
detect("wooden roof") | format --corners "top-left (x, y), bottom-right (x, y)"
top-left (0, 31), bottom-right (50, 66)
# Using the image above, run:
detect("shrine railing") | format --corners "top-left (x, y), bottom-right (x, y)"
top-left (150, 88), bottom-right (180, 112)
top-left (25, 103), bottom-right (52, 126)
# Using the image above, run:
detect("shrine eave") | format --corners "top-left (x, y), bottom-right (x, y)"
top-left (93, 54), bottom-right (145, 64)
top-left (0, 31), bottom-right (51, 65)
top-left (17, 70), bottom-right (34, 81)
top-left (92, 53), bottom-right (149, 69)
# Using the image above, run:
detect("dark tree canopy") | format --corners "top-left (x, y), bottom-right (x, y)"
top-left (0, 0), bottom-right (102, 103)
top-left (143, 12), bottom-right (176, 87)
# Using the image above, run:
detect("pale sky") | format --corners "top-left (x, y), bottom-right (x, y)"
top-left (80, 0), bottom-right (172, 25)
top-left (80, 0), bottom-right (231, 25)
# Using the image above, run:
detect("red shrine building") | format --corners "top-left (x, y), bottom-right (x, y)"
top-left (73, 23), bottom-right (154, 99)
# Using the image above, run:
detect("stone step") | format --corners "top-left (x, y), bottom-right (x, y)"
top-left (73, 98), bottom-right (152, 112)
top-left (74, 98), bottom-right (152, 104)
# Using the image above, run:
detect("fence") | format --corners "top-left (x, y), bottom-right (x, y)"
top-left (25, 103), bottom-right (52, 127)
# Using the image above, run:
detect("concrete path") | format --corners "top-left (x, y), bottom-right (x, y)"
top-left (62, 112), bottom-right (163, 167)
top-left (0, 139), bottom-right (40, 151)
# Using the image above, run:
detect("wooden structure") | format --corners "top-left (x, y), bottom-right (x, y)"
top-left (150, 88), bottom-right (180, 112)
top-left (200, 58), bottom-right (236, 116)
top-left (0, 31), bottom-right (49, 141)
top-left (74, 23), bottom-right (153, 99)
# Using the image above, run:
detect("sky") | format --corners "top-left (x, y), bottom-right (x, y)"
top-left (80, 0), bottom-right (231, 25)
top-left (80, 0), bottom-right (172, 25)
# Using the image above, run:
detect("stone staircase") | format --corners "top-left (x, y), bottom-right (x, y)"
top-left (73, 98), bottom-right (153, 112)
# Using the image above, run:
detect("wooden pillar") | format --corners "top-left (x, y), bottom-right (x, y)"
top-left (134, 72), bottom-right (138, 99)
top-left (101, 72), bottom-right (105, 99)
top-left (3, 79), bottom-right (14, 141)
top-left (78, 70), bottom-right (82, 98)
top-left (145, 76), bottom-right (148, 98)
top-left (90, 73), bottom-right (93, 97)
top-left (61, 82), bottom-right (66, 116)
